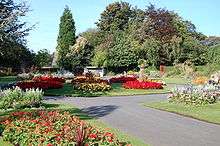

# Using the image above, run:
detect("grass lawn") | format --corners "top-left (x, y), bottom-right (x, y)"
top-left (0, 76), bottom-right (18, 83)
top-left (44, 83), bottom-right (170, 97)
top-left (144, 101), bottom-right (220, 125)
top-left (0, 103), bottom-right (148, 146)
top-left (163, 77), bottom-right (190, 84)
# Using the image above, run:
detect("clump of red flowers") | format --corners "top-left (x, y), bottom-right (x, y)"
top-left (33, 76), bottom-right (65, 83)
top-left (16, 81), bottom-right (63, 90)
top-left (16, 75), bottom-right (65, 90)
top-left (0, 111), bottom-right (131, 146)
top-left (123, 80), bottom-right (163, 89)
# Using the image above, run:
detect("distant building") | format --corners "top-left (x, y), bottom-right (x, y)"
top-left (84, 66), bottom-right (105, 77)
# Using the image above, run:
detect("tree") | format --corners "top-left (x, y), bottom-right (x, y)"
top-left (96, 1), bottom-right (133, 32)
top-left (56, 6), bottom-right (76, 69)
top-left (66, 37), bottom-right (94, 73)
top-left (0, 0), bottom-right (34, 69)
top-left (34, 49), bottom-right (52, 67)
top-left (107, 32), bottom-right (139, 72)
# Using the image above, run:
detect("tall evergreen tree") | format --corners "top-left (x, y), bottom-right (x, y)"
top-left (56, 6), bottom-right (76, 69)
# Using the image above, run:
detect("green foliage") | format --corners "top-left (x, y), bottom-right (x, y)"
top-left (207, 44), bottom-right (220, 64)
top-left (0, 87), bottom-right (43, 109)
top-left (34, 49), bottom-right (52, 67)
top-left (96, 1), bottom-right (133, 32)
top-left (56, 6), bottom-right (76, 69)
top-left (107, 32), bottom-right (138, 72)
top-left (91, 50), bottom-right (107, 67)
top-left (67, 37), bottom-right (94, 72)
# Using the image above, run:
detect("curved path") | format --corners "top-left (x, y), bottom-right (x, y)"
top-left (45, 94), bottom-right (220, 146)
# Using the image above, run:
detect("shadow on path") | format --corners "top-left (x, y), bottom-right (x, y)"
top-left (81, 105), bottom-right (119, 118)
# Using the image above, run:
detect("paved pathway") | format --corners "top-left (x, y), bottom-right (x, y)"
top-left (45, 94), bottom-right (220, 146)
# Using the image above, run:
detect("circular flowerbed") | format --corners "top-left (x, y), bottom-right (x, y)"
top-left (16, 76), bottom-right (65, 90)
top-left (0, 111), bottom-right (130, 146)
top-left (72, 76), bottom-right (111, 92)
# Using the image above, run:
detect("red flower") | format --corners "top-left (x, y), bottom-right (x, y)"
top-left (89, 133), bottom-right (97, 139)
top-left (123, 81), bottom-right (163, 89)
top-left (47, 143), bottom-right (53, 146)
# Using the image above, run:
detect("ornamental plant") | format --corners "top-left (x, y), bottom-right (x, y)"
top-left (123, 81), bottom-right (163, 89)
top-left (109, 76), bottom-right (137, 83)
top-left (16, 81), bottom-right (63, 90)
top-left (168, 85), bottom-right (219, 105)
top-left (33, 76), bottom-right (65, 83)
top-left (0, 87), bottom-right (43, 109)
top-left (74, 82), bottom-right (111, 92)
top-left (0, 111), bottom-right (130, 146)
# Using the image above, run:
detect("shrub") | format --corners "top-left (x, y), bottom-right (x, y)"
top-left (1, 111), bottom-right (129, 146)
top-left (0, 87), bottom-right (43, 109)
top-left (123, 81), bottom-right (163, 89)
top-left (74, 82), bottom-right (111, 92)
top-left (109, 76), bottom-right (137, 83)
top-left (168, 85), bottom-right (219, 105)
top-left (16, 81), bottom-right (63, 90)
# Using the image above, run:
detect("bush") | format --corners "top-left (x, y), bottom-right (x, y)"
top-left (1, 111), bottom-right (129, 146)
top-left (16, 81), bottom-right (63, 90)
top-left (123, 81), bottom-right (163, 89)
top-left (109, 76), bottom-right (137, 83)
top-left (168, 85), bottom-right (219, 105)
top-left (0, 87), bottom-right (43, 109)
top-left (74, 82), bottom-right (111, 92)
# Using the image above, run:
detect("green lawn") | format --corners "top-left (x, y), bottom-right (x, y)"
top-left (144, 101), bottom-right (220, 125)
top-left (0, 103), bottom-right (148, 146)
top-left (44, 83), bottom-right (170, 97)
top-left (163, 77), bottom-right (190, 84)
top-left (0, 76), bottom-right (18, 83)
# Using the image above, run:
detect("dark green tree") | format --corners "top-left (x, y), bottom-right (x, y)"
top-left (56, 6), bottom-right (76, 69)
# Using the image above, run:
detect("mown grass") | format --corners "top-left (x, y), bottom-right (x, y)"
top-left (0, 103), bottom-right (148, 146)
top-left (144, 101), bottom-right (220, 125)
top-left (0, 76), bottom-right (18, 83)
top-left (44, 83), bottom-right (170, 97)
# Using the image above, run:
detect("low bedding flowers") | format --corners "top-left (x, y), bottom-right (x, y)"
top-left (33, 76), bottom-right (65, 83)
top-left (123, 80), bottom-right (163, 89)
top-left (74, 82), bottom-right (111, 92)
top-left (16, 81), bottom-right (63, 90)
top-left (0, 87), bottom-right (43, 109)
top-left (168, 85), bottom-right (219, 105)
top-left (0, 111), bottom-right (130, 146)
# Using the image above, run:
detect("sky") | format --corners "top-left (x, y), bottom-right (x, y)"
top-left (20, 0), bottom-right (220, 53)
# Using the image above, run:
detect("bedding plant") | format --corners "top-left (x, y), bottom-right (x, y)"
top-left (0, 111), bottom-right (131, 146)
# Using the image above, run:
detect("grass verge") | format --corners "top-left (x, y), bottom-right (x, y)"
top-left (144, 101), bottom-right (220, 125)
top-left (0, 76), bottom-right (18, 83)
top-left (0, 103), bottom-right (148, 146)
top-left (44, 83), bottom-right (170, 97)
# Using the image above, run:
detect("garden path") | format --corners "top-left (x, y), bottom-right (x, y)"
top-left (45, 93), bottom-right (220, 146)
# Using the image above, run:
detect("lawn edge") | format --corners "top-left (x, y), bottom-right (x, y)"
top-left (144, 102), bottom-right (220, 126)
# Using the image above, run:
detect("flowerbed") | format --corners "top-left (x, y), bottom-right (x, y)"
top-left (33, 76), bottom-right (65, 83)
top-left (0, 87), bottom-right (43, 109)
top-left (74, 82), bottom-right (111, 92)
top-left (16, 81), bottom-right (63, 90)
top-left (123, 81), bottom-right (163, 89)
top-left (192, 76), bottom-right (208, 85)
top-left (109, 76), bottom-right (137, 83)
top-left (168, 85), bottom-right (219, 105)
top-left (0, 111), bottom-right (130, 146)
top-left (72, 76), bottom-right (108, 84)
